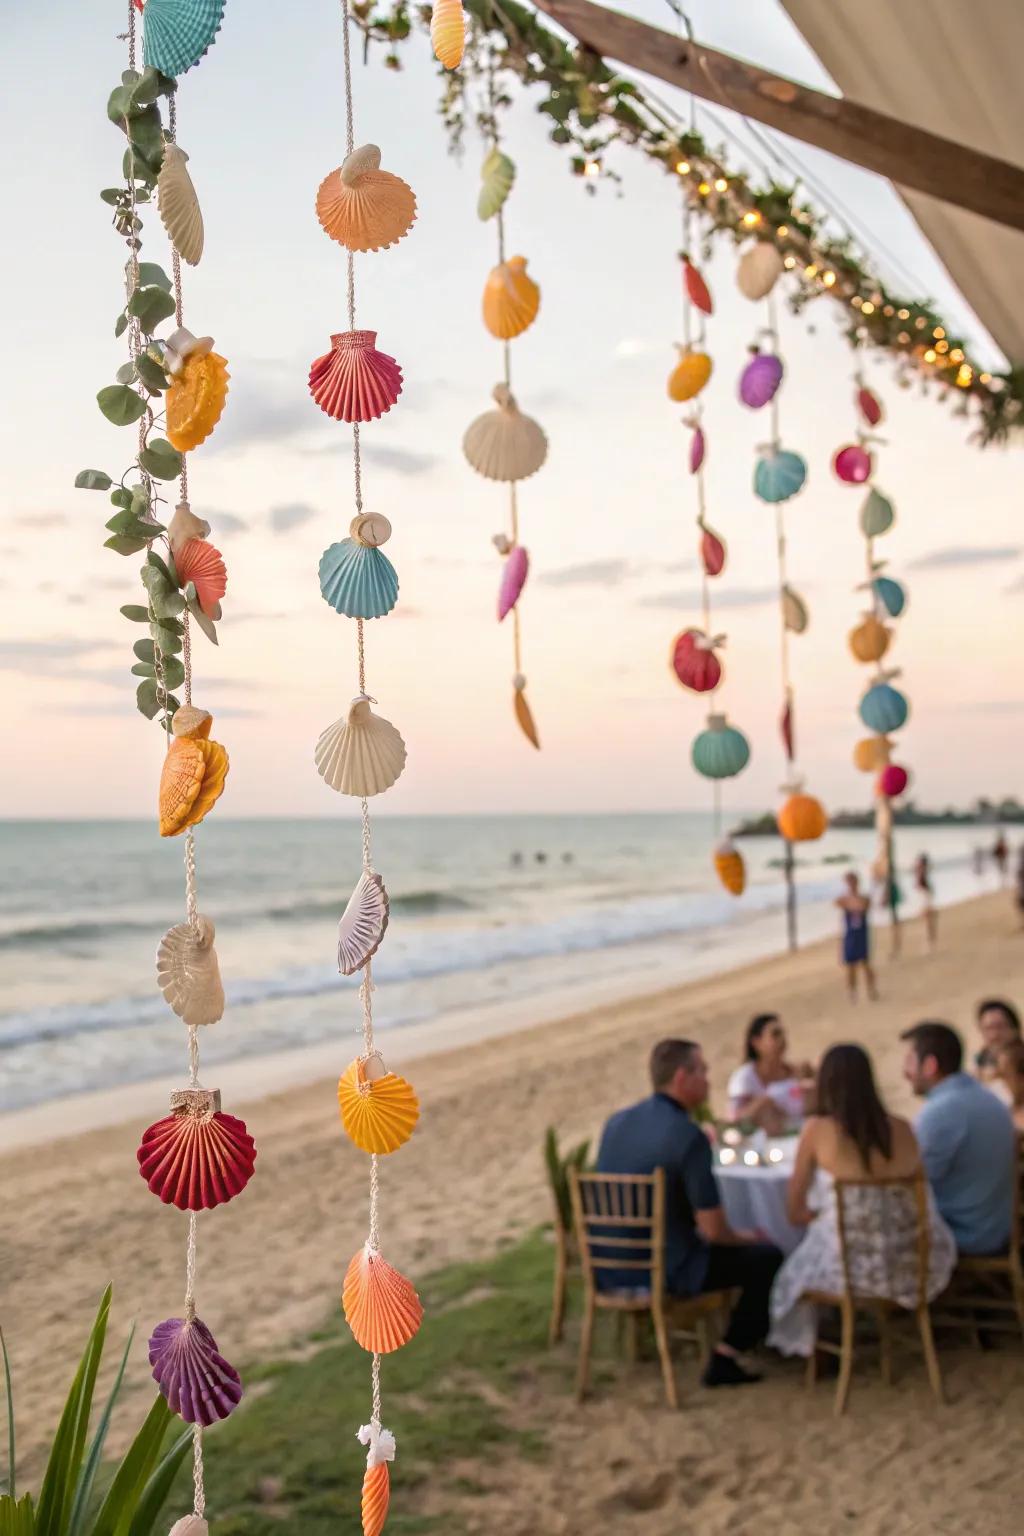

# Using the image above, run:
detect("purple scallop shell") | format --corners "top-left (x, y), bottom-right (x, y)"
top-left (498, 544), bottom-right (528, 622)
top-left (689, 425), bottom-right (705, 474)
top-left (739, 351), bottom-right (784, 409)
top-left (833, 442), bottom-right (873, 484)
top-left (149, 1315), bottom-right (243, 1426)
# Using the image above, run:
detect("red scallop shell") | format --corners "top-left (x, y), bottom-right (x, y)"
top-left (670, 629), bottom-right (722, 693)
top-left (137, 1105), bottom-right (256, 1210)
top-left (309, 330), bottom-right (403, 423)
top-left (699, 523), bottom-right (726, 577)
top-left (833, 443), bottom-right (873, 484)
top-left (877, 762), bottom-right (909, 798)
top-left (856, 385), bottom-right (883, 427)
top-left (683, 260), bottom-right (713, 316)
top-left (175, 538), bottom-right (227, 618)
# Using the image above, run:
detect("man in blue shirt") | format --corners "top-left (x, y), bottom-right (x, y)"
top-left (597, 1038), bottom-right (783, 1388)
top-left (901, 1020), bottom-right (1016, 1254)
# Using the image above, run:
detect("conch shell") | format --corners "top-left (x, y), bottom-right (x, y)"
top-left (156, 914), bottom-right (224, 1026)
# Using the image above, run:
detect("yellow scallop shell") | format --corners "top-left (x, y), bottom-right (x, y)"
top-left (668, 349), bottom-right (712, 403)
top-left (853, 735), bottom-right (892, 773)
top-left (166, 351), bottom-right (230, 453)
top-left (482, 257), bottom-right (540, 341)
top-left (430, 0), bottom-right (465, 69)
top-left (338, 1058), bottom-right (419, 1154)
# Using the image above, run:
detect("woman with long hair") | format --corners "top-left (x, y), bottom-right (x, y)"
top-left (768, 1043), bottom-right (955, 1356)
top-left (726, 1013), bottom-right (814, 1132)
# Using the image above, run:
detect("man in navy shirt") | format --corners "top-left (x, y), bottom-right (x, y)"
top-left (597, 1038), bottom-right (783, 1387)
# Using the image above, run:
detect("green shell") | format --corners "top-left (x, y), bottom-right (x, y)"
top-left (478, 150), bottom-right (516, 222)
top-left (860, 488), bottom-right (895, 539)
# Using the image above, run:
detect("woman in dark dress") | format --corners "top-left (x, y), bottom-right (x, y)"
top-left (836, 871), bottom-right (877, 1001)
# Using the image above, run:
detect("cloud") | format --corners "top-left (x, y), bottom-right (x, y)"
top-left (300, 440), bottom-right (441, 476)
top-left (956, 699), bottom-right (1024, 714)
top-left (207, 511), bottom-right (248, 534)
top-left (269, 502), bottom-right (317, 534)
top-left (538, 559), bottom-right (635, 588)
top-left (613, 337), bottom-right (660, 360)
top-left (637, 585), bottom-right (779, 611)
top-left (14, 511), bottom-right (68, 528)
top-left (908, 545), bottom-right (1021, 571)
top-left (0, 638), bottom-right (113, 671)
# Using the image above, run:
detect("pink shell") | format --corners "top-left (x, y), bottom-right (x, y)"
top-left (149, 1315), bottom-right (242, 1426)
top-left (700, 524), bottom-right (726, 577)
top-left (175, 538), bottom-right (226, 618)
top-left (739, 351), bottom-right (784, 409)
top-left (833, 443), bottom-right (873, 484)
top-left (689, 425), bottom-right (706, 474)
top-left (671, 629), bottom-right (722, 693)
top-left (780, 698), bottom-right (795, 762)
top-left (857, 386), bottom-right (884, 427)
top-left (308, 330), bottom-right (403, 423)
top-left (137, 1105), bottom-right (256, 1211)
top-left (683, 260), bottom-right (713, 316)
top-left (497, 544), bottom-right (528, 622)
top-left (877, 763), bottom-right (909, 798)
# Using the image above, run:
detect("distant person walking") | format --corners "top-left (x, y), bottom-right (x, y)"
top-left (993, 830), bottom-right (1009, 885)
top-left (836, 872), bottom-right (877, 1002)
top-left (914, 852), bottom-right (938, 950)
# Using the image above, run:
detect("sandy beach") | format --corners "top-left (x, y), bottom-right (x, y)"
top-left (4, 888), bottom-right (1024, 1530)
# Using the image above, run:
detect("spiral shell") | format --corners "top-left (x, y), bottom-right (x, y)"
top-left (343, 1245), bottom-right (423, 1354)
top-left (309, 331), bottom-right (403, 423)
top-left (148, 1314), bottom-right (241, 1426)
top-left (337, 870), bottom-right (390, 975)
top-left (482, 257), bottom-right (540, 341)
top-left (158, 730), bottom-right (228, 839)
top-left (175, 537), bottom-right (226, 618)
top-left (316, 149), bottom-right (416, 253)
top-left (166, 352), bottom-right (229, 453)
top-left (361, 1462), bottom-right (390, 1536)
top-left (338, 1056), bottom-right (420, 1154)
top-left (315, 696), bottom-right (407, 797)
top-left (137, 1089), bottom-right (256, 1210)
top-left (157, 143), bottom-right (204, 266)
top-left (463, 384), bottom-right (547, 483)
top-left (156, 914), bottom-right (223, 1027)
top-left (430, 0), bottom-right (466, 69)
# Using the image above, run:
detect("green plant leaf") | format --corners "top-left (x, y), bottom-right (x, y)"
top-left (135, 355), bottom-right (169, 396)
top-left (151, 623), bottom-right (182, 656)
top-left (114, 312), bottom-right (129, 339)
top-left (109, 488), bottom-right (133, 510)
top-left (66, 1324), bottom-right (135, 1536)
top-left (89, 1397), bottom-right (173, 1536)
top-left (136, 262), bottom-right (172, 293)
top-left (1, 1327), bottom-right (15, 1503)
top-left (120, 605), bottom-right (150, 623)
top-left (133, 638), bottom-right (155, 665)
top-left (126, 107), bottom-right (165, 176)
top-left (146, 550), bottom-right (177, 586)
top-left (129, 487), bottom-right (151, 519)
top-left (127, 286), bottom-right (176, 333)
top-left (161, 656), bottom-right (186, 692)
top-left (130, 67), bottom-right (165, 108)
top-left (104, 534), bottom-right (149, 557)
top-left (115, 361), bottom-right (137, 386)
top-left (106, 84), bottom-right (135, 126)
top-left (74, 469), bottom-right (112, 491)
top-left (97, 385), bottom-right (147, 427)
top-left (135, 678), bottom-right (160, 720)
top-left (34, 1286), bottom-right (112, 1536)
top-left (130, 662), bottom-right (156, 678)
top-left (138, 439), bottom-right (181, 480)
top-left (0, 1491), bottom-right (35, 1534)
top-left (99, 188), bottom-right (123, 207)
top-left (185, 585), bottom-right (218, 646)
top-left (125, 1427), bottom-right (192, 1536)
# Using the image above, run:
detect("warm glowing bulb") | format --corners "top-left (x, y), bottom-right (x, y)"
top-left (742, 210), bottom-right (761, 227)
top-left (933, 326), bottom-right (945, 339)
top-left (783, 255), bottom-right (796, 268)
top-left (851, 295), bottom-right (863, 308)
top-left (743, 1150), bottom-right (760, 1167)
top-left (714, 176), bottom-right (728, 192)
top-left (768, 1147), bottom-right (785, 1164)
top-left (980, 371), bottom-right (992, 384)
top-left (804, 263), bottom-right (818, 277)
top-left (915, 316), bottom-right (927, 329)
top-left (883, 304), bottom-right (894, 316)
top-left (897, 308), bottom-right (909, 320)
top-left (923, 348), bottom-right (937, 363)
top-left (822, 270), bottom-right (836, 287)
top-left (949, 348), bottom-right (964, 363)
top-left (675, 158), bottom-right (691, 174)
top-left (583, 159), bottom-right (601, 178)
top-left (957, 364), bottom-right (973, 387)
top-left (935, 339), bottom-right (949, 354)
top-left (720, 1147), bottom-right (737, 1166)
top-left (861, 300), bottom-right (876, 315)
top-left (698, 180), bottom-right (710, 195)
top-left (777, 224), bottom-right (789, 237)
top-left (898, 331), bottom-right (910, 343)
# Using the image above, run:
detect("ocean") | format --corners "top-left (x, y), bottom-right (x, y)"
top-left (0, 815), bottom-right (995, 1113)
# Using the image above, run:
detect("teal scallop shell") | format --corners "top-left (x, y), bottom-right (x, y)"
top-left (859, 682), bottom-right (908, 734)
top-left (691, 720), bottom-right (751, 780)
top-left (319, 539), bottom-right (398, 620)
top-left (860, 489), bottom-right (895, 538)
top-left (754, 448), bottom-right (807, 504)
top-left (873, 576), bottom-right (906, 618)
top-left (143, 0), bottom-right (226, 78)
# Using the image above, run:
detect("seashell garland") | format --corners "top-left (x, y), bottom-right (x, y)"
top-left (343, 1244), bottom-right (424, 1354)
top-left (166, 351), bottom-right (229, 453)
top-left (315, 696), bottom-right (407, 798)
top-left (337, 870), bottom-right (390, 975)
top-left (318, 538), bottom-right (398, 621)
top-left (156, 914), bottom-right (224, 1026)
top-left (308, 330), bottom-right (403, 423)
top-left (478, 148), bottom-right (515, 221)
top-left (137, 1088), bottom-right (257, 1210)
top-left (157, 143), bottom-right (204, 266)
top-left (149, 1314), bottom-right (242, 1426)
top-left (175, 537), bottom-right (226, 618)
top-left (142, 0), bottom-right (226, 78)
top-left (463, 384), bottom-right (547, 483)
top-left (430, 0), bottom-right (466, 69)
top-left (482, 257), bottom-right (540, 341)
top-left (338, 1055), bottom-right (419, 1154)
top-left (683, 259), bottom-right (713, 315)
top-left (316, 147), bottom-right (417, 253)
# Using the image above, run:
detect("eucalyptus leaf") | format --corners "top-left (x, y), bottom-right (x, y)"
top-left (127, 286), bottom-right (176, 333)
top-left (107, 84), bottom-right (135, 126)
top-left (131, 662), bottom-right (156, 678)
top-left (147, 549), bottom-right (178, 585)
top-left (137, 262), bottom-right (172, 293)
top-left (129, 486), bottom-right (151, 518)
top-left (109, 487), bottom-right (133, 510)
top-left (114, 312), bottom-right (129, 339)
top-left (121, 68), bottom-right (141, 88)
top-left (139, 438), bottom-right (182, 479)
top-left (97, 384), bottom-right (147, 427)
top-left (120, 604), bottom-right (150, 622)
top-left (99, 188), bottom-right (123, 206)
top-left (161, 656), bottom-right (186, 691)
top-left (104, 533), bottom-right (149, 556)
top-left (74, 469), bottom-right (112, 491)
top-left (151, 623), bottom-right (182, 656)
top-left (127, 107), bottom-right (165, 174)
top-left (185, 585), bottom-right (219, 646)
top-left (116, 361), bottom-right (137, 386)
top-left (136, 678), bottom-right (160, 719)
top-left (133, 638), bottom-right (156, 665)
top-left (135, 354), bottom-right (169, 395)
top-left (140, 563), bottom-right (171, 600)
top-left (130, 67), bottom-right (164, 108)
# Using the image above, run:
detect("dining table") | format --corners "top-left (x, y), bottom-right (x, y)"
top-left (715, 1135), bottom-right (806, 1255)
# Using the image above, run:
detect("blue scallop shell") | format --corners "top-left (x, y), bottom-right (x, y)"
top-left (691, 721), bottom-right (751, 780)
top-left (873, 576), bottom-right (906, 618)
top-left (754, 448), bottom-right (807, 504)
top-left (143, 0), bottom-right (226, 78)
top-left (319, 539), bottom-right (398, 620)
top-left (859, 682), bottom-right (908, 735)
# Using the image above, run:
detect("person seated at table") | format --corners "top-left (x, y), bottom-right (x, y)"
top-left (995, 1040), bottom-right (1024, 1133)
top-left (973, 997), bottom-right (1021, 1088)
top-left (768, 1043), bottom-right (955, 1356)
top-left (597, 1038), bottom-right (783, 1388)
top-left (901, 1020), bottom-right (1016, 1255)
top-left (726, 1013), bottom-right (814, 1133)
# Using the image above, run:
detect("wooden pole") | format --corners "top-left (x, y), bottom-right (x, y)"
top-left (530, 0), bottom-right (1024, 234)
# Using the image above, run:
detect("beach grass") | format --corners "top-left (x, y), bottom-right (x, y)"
top-left (177, 1230), bottom-right (561, 1533)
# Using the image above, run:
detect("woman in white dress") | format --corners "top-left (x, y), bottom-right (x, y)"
top-left (727, 1013), bottom-right (814, 1133)
top-left (769, 1043), bottom-right (955, 1357)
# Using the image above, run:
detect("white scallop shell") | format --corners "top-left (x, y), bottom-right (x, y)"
top-left (463, 384), bottom-right (547, 483)
top-left (337, 870), bottom-right (390, 975)
top-left (341, 144), bottom-right (383, 185)
top-left (156, 915), bottom-right (224, 1026)
top-left (158, 143), bottom-right (204, 267)
top-left (315, 696), bottom-right (407, 797)
top-left (736, 242), bottom-right (784, 302)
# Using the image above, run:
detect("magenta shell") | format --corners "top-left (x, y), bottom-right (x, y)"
top-left (497, 544), bottom-right (528, 622)
top-left (689, 425), bottom-right (706, 474)
top-left (833, 443), bottom-right (873, 484)
top-left (739, 352), bottom-right (784, 409)
top-left (700, 525), bottom-right (726, 577)
top-left (671, 630), bottom-right (722, 693)
top-left (856, 386), bottom-right (883, 427)
top-left (877, 763), bottom-right (909, 798)
top-left (137, 1108), bottom-right (256, 1211)
top-left (149, 1316), bottom-right (242, 1426)
top-left (308, 330), bottom-right (403, 423)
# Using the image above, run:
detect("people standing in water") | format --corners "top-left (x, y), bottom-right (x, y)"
top-left (993, 829), bottom-right (1009, 885)
top-left (836, 872), bottom-right (877, 1001)
top-left (914, 852), bottom-right (938, 950)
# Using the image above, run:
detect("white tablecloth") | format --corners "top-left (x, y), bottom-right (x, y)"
top-left (717, 1154), bottom-right (805, 1256)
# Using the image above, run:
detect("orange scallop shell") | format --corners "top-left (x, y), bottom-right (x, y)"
top-left (361, 1462), bottom-right (390, 1536)
top-left (482, 257), bottom-right (539, 341)
top-left (166, 352), bottom-right (230, 453)
top-left (175, 538), bottom-right (227, 618)
top-left (338, 1058), bottom-right (419, 1155)
top-left (159, 736), bottom-right (229, 837)
top-left (343, 1246), bottom-right (423, 1355)
top-left (316, 167), bottom-right (417, 253)
top-left (514, 686), bottom-right (540, 750)
top-left (430, 0), bottom-right (465, 68)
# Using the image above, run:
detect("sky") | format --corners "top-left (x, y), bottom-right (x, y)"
top-left (1, 0), bottom-right (1021, 819)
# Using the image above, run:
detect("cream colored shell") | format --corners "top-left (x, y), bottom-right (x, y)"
top-left (342, 144), bottom-right (382, 183)
top-left (168, 502), bottom-right (211, 554)
top-left (315, 696), bottom-right (407, 797)
top-left (172, 704), bottom-right (212, 739)
top-left (350, 512), bottom-right (392, 548)
top-left (167, 1519), bottom-right (209, 1536)
top-left (737, 241), bottom-right (784, 301)
top-left (782, 585), bottom-right (809, 634)
top-left (158, 143), bottom-right (204, 267)
top-left (156, 915), bottom-right (224, 1027)
top-left (463, 384), bottom-right (547, 483)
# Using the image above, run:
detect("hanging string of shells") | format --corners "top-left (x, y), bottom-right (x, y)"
top-left (309, 5), bottom-right (424, 1531)
top-left (737, 244), bottom-right (827, 944)
top-left (463, 45), bottom-right (546, 750)
top-left (667, 199), bottom-right (749, 896)
top-left (837, 379), bottom-right (911, 912)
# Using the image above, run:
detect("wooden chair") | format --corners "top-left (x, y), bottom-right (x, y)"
top-left (935, 1137), bottom-right (1024, 1344)
top-left (569, 1168), bottom-right (730, 1408)
top-left (803, 1174), bottom-right (943, 1416)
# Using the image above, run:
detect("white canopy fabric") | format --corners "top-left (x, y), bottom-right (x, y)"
top-left (781, 0), bottom-right (1024, 365)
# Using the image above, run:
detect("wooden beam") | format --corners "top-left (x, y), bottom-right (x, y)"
top-left (530, 0), bottom-right (1024, 234)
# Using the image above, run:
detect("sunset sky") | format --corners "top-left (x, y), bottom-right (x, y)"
top-left (2, 0), bottom-right (1021, 819)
